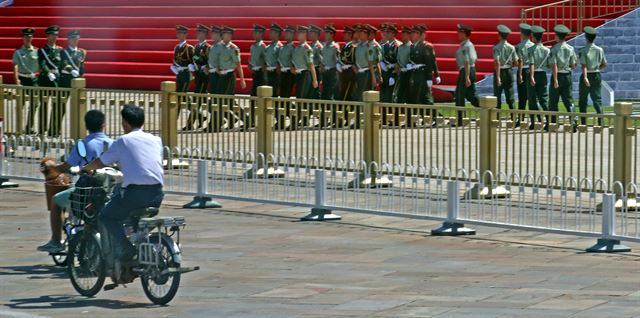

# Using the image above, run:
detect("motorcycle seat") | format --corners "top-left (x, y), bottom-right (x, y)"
top-left (130, 207), bottom-right (159, 218)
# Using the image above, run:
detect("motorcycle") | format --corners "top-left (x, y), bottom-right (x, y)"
top-left (66, 141), bottom-right (199, 305)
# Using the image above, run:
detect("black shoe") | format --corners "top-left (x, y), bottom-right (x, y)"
top-left (528, 123), bottom-right (536, 130)
top-left (543, 124), bottom-right (549, 132)
top-left (181, 126), bottom-right (193, 131)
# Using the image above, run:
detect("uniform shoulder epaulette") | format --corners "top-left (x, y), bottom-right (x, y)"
top-left (261, 42), bottom-right (267, 47)
top-left (331, 42), bottom-right (340, 49)
top-left (277, 42), bottom-right (283, 47)
top-left (303, 43), bottom-right (311, 49)
top-left (424, 41), bottom-right (434, 47)
top-left (229, 42), bottom-right (239, 49)
top-left (316, 42), bottom-right (324, 49)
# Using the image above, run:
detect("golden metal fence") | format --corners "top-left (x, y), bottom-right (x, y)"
top-left (87, 88), bottom-right (161, 137)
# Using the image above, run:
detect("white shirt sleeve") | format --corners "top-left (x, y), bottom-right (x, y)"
top-left (99, 138), bottom-right (124, 166)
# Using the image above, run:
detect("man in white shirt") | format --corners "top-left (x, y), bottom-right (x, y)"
top-left (82, 105), bottom-right (164, 261)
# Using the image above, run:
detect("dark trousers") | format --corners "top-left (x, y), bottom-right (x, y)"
top-left (395, 71), bottom-right (411, 104)
top-left (279, 70), bottom-right (295, 98)
top-left (295, 71), bottom-right (312, 126)
top-left (189, 70), bottom-right (209, 128)
top-left (218, 72), bottom-right (236, 95)
top-left (176, 70), bottom-right (192, 127)
top-left (579, 72), bottom-right (603, 125)
top-left (21, 76), bottom-right (39, 134)
top-left (408, 68), bottom-right (437, 125)
top-left (528, 71), bottom-right (548, 123)
top-left (99, 185), bottom-right (164, 257)
top-left (454, 68), bottom-right (479, 125)
top-left (266, 70), bottom-right (280, 97)
top-left (352, 70), bottom-right (372, 128)
top-left (516, 68), bottom-right (530, 122)
top-left (310, 66), bottom-right (321, 99)
top-left (380, 70), bottom-right (396, 103)
top-left (249, 70), bottom-right (266, 127)
top-left (338, 68), bottom-right (356, 101)
top-left (322, 68), bottom-right (338, 127)
top-left (49, 75), bottom-right (74, 137)
top-left (549, 72), bottom-right (575, 124)
top-left (494, 68), bottom-right (515, 109)
top-left (37, 75), bottom-right (59, 136)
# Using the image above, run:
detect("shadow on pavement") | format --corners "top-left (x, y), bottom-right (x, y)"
top-left (0, 264), bottom-right (67, 280)
top-left (6, 295), bottom-right (155, 310)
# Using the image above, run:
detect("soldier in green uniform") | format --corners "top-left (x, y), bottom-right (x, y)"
top-left (395, 26), bottom-right (412, 105)
top-left (248, 24), bottom-right (267, 127)
top-left (291, 25), bottom-right (319, 127)
top-left (515, 23), bottom-right (534, 126)
top-left (217, 26), bottom-right (247, 94)
top-left (265, 23), bottom-right (283, 97)
top-left (172, 25), bottom-right (195, 130)
top-left (38, 25), bottom-right (63, 136)
top-left (51, 30), bottom-right (86, 136)
top-left (321, 23), bottom-right (339, 101)
top-left (454, 24), bottom-right (479, 126)
top-left (278, 25), bottom-right (296, 98)
top-left (527, 26), bottom-right (550, 129)
top-left (188, 24), bottom-right (211, 130)
top-left (493, 25), bottom-right (517, 116)
top-left (354, 24), bottom-right (381, 102)
top-left (409, 23), bottom-right (441, 124)
top-left (380, 23), bottom-right (401, 104)
top-left (13, 28), bottom-right (40, 134)
top-left (204, 25), bottom-right (223, 132)
top-left (337, 25), bottom-right (357, 102)
top-left (578, 26), bottom-right (607, 126)
top-left (548, 24), bottom-right (577, 131)
top-left (308, 25), bottom-right (324, 100)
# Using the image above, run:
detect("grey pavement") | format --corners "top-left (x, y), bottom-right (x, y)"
top-left (1, 181), bottom-right (639, 318)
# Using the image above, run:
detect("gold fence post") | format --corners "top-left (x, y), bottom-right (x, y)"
top-left (612, 102), bottom-right (636, 208)
top-left (249, 85), bottom-right (283, 178)
top-left (0, 76), bottom-right (4, 126)
top-left (70, 78), bottom-right (87, 140)
top-left (160, 81), bottom-right (177, 151)
top-left (349, 90), bottom-right (391, 188)
top-left (465, 96), bottom-right (510, 199)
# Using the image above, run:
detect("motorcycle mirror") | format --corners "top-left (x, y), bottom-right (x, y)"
top-left (77, 140), bottom-right (87, 159)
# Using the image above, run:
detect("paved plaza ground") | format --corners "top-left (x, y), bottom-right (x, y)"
top-left (0, 181), bottom-right (639, 318)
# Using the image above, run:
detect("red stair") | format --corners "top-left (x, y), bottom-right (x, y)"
top-left (0, 0), bottom-right (621, 101)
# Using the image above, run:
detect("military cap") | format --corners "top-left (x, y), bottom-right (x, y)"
top-left (497, 24), bottom-right (511, 34)
top-left (210, 25), bottom-right (222, 33)
top-left (270, 23), bottom-right (283, 33)
top-left (296, 25), bottom-right (309, 32)
top-left (531, 25), bottom-right (545, 34)
top-left (519, 23), bottom-right (531, 33)
top-left (175, 25), bottom-right (189, 33)
top-left (412, 24), bottom-right (427, 33)
top-left (457, 24), bottom-right (473, 33)
top-left (45, 25), bottom-right (60, 35)
top-left (353, 24), bottom-right (365, 31)
top-left (324, 23), bottom-right (337, 34)
top-left (401, 25), bottom-right (413, 33)
top-left (382, 22), bottom-right (398, 33)
top-left (583, 26), bottom-right (597, 35)
top-left (66, 29), bottom-right (81, 38)
top-left (308, 24), bottom-right (322, 34)
top-left (221, 25), bottom-right (235, 34)
top-left (365, 24), bottom-right (378, 33)
top-left (21, 28), bottom-right (35, 37)
top-left (284, 25), bottom-right (296, 33)
top-left (554, 24), bottom-right (570, 35)
top-left (196, 24), bottom-right (210, 33)
top-left (343, 25), bottom-right (355, 33)
top-left (253, 24), bottom-right (267, 32)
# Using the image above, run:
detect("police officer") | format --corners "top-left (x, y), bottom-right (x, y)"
top-left (291, 25), bottom-right (319, 127)
top-left (493, 25), bottom-right (516, 116)
top-left (308, 25), bottom-right (324, 99)
top-left (409, 24), bottom-right (441, 123)
top-left (38, 25), bottom-right (63, 136)
top-left (13, 28), bottom-right (40, 134)
top-left (395, 26), bottom-right (412, 105)
top-left (548, 24), bottom-right (577, 131)
top-left (204, 25), bottom-right (223, 133)
top-left (53, 29), bottom-right (86, 136)
top-left (380, 23), bottom-right (401, 104)
top-left (171, 25), bottom-right (195, 130)
top-left (278, 25), bottom-right (296, 98)
top-left (454, 24), bottom-right (479, 126)
top-left (337, 25), bottom-right (357, 102)
top-left (188, 24), bottom-right (211, 130)
top-left (265, 23), bottom-right (283, 97)
top-left (527, 26), bottom-right (550, 129)
top-left (515, 23), bottom-right (534, 126)
top-left (578, 26), bottom-right (607, 126)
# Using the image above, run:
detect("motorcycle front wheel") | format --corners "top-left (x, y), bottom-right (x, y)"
top-left (68, 232), bottom-right (105, 297)
top-left (140, 237), bottom-right (181, 305)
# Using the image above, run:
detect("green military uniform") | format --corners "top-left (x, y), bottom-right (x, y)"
top-left (354, 38), bottom-right (370, 101)
top-left (516, 24), bottom-right (534, 120)
top-left (291, 37), bottom-right (314, 99)
top-left (454, 24), bottom-right (479, 125)
top-left (493, 25), bottom-right (516, 110)
top-left (548, 24), bottom-right (577, 128)
top-left (14, 28), bottom-right (40, 134)
top-left (173, 26), bottom-right (195, 94)
top-left (527, 26), bottom-right (550, 127)
top-left (321, 24), bottom-right (339, 100)
top-left (217, 37), bottom-right (241, 94)
top-left (207, 25), bottom-right (223, 94)
top-left (250, 24), bottom-right (267, 97)
top-left (278, 25), bottom-right (296, 98)
top-left (38, 25), bottom-right (63, 136)
top-left (308, 25), bottom-right (324, 99)
top-left (395, 26), bottom-right (412, 104)
top-left (265, 23), bottom-right (283, 97)
top-left (338, 26), bottom-right (357, 101)
top-left (578, 26), bottom-right (607, 125)
top-left (380, 23), bottom-right (401, 103)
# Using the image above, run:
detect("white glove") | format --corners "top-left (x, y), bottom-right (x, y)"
top-left (70, 70), bottom-right (80, 78)
top-left (188, 64), bottom-right (196, 72)
top-left (69, 166), bottom-right (81, 174)
top-left (435, 77), bottom-right (441, 84)
top-left (47, 72), bottom-right (57, 81)
top-left (170, 65), bottom-right (179, 75)
top-left (389, 77), bottom-right (395, 86)
top-left (336, 63), bottom-right (342, 72)
top-left (427, 80), bottom-right (433, 87)
top-left (200, 64), bottom-right (207, 71)
top-left (405, 63), bottom-right (414, 71)
top-left (380, 62), bottom-right (388, 72)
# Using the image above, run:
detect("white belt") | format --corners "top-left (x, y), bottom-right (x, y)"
top-left (587, 70), bottom-right (600, 73)
top-left (341, 64), bottom-right (352, 68)
top-left (557, 70), bottom-right (571, 74)
top-left (176, 66), bottom-right (188, 72)
top-left (500, 66), bottom-right (513, 69)
top-left (357, 67), bottom-right (369, 73)
top-left (219, 69), bottom-right (235, 74)
top-left (266, 66), bottom-right (277, 71)
top-left (61, 70), bottom-right (71, 74)
top-left (459, 65), bottom-right (475, 70)
top-left (412, 64), bottom-right (426, 69)
top-left (208, 66), bottom-right (218, 72)
top-left (294, 68), bottom-right (307, 74)
top-left (386, 64), bottom-right (395, 69)
top-left (323, 65), bottom-right (335, 70)
top-left (534, 70), bottom-right (547, 73)
top-left (522, 65), bottom-right (530, 69)
top-left (19, 73), bottom-right (37, 79)
top-left (251, 66), bottom-right (262, 71)
top-left (280, 67), bottom-right (291, 72)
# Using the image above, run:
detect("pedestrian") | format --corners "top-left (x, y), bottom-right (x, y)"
top-left (578, 26), bottom-right (607, 126)
top-left (53, 29), bottom-right (86, 136)
top-left (515, 23), bottom-right (534, 127)
top-left (249, 24), bottom-right (267, 127)
top-left (548, 24), bottom-right (578, 132)
top-left (13, 28), bottom-right (40, 135)
top-left (38, 25), bottom-right (62, 136)
top-left (189, 24), bottom-right (211, 130)
top-left (171, 25), bottom-right (195, 130)
top-left (308, 24), bottom-right (324, 100)
top-left (395, 26), bottom-right (412, 105)
top-left (493, 25), bottom-right (517, 119)
top-left (337, 25), bottom-right (357, 103)
top-left (265, 23), bottom-right (283, 97)
top-left (291, 25), bottom-right (319, 127)
top-left (527, 25), bottom-right (550, 129)
top-left (204, 25), bottom-right (223, 132)
top-left (380, 22), bottom-right (401, 104)
top-left (408, 23), bottom-right (441, 125)
top-left (454, 24), bottom-right (479, 126)
top-left (321, 24), bottom-right (340, 127)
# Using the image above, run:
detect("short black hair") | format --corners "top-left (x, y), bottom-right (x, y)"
top-left (533, 33), bottom-right (543, 41)
top-left (586, 33), bottom-right (597, 43)
top-left (84, 110), bottom-right (105, 133)
top-left (499, 32), bottom-right (509, 40)
top-left (121, 104), bottom-right (145, 128)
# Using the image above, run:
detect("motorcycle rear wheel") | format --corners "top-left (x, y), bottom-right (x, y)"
top-left (140, 238), bottom-right (181, 305)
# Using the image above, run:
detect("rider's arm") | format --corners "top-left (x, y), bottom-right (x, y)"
top-left (81, 158), bottom-right (106, 173)
top-left (53, 162), bottom-right (71, 174)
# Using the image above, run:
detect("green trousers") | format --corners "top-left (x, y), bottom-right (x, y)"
top-left (549, 72), bottom-right (576, 123)
top-left (266, 70), bottom-right (280, 97)
top-left (494, 68), bottom-right (515, 109)
top-left (321, 68), bottom-right (337, 100)
top-left (579, 72), bottom-right (602, 125)
top-left (455, 68), bottom-right (479, 125)
top-left (527, 71), bottom-right (548, 124)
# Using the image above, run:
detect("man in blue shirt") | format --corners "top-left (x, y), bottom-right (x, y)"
top-left (38, 110), bottom-right (113, 253)
top-left (82, 105), bottom-right (164, 261)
